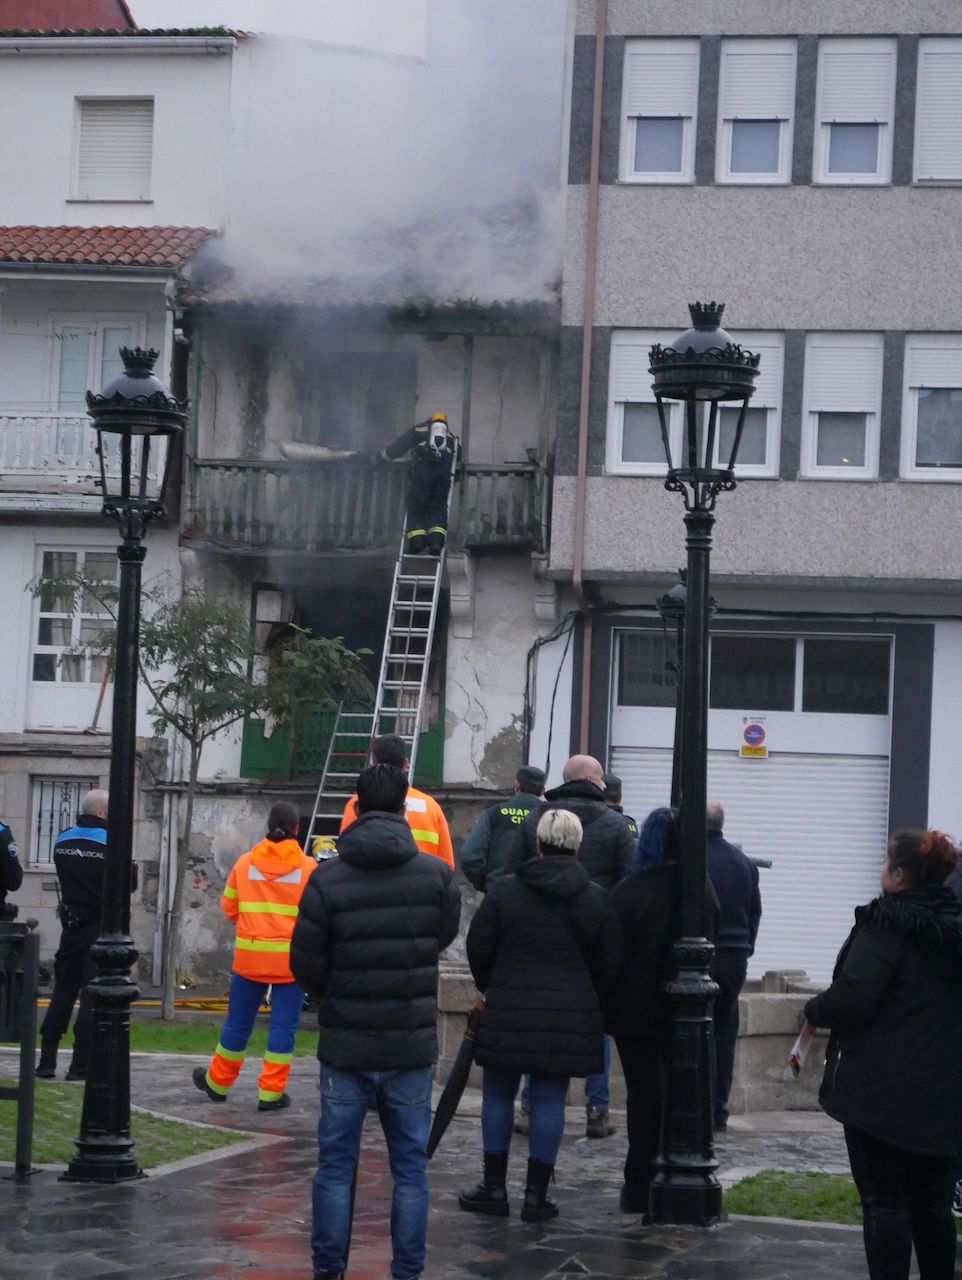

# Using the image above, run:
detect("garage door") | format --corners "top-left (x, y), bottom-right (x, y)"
top-left (610, 747), bottom-right (890, 985)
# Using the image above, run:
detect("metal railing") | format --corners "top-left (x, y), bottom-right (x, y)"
top-left (187, 459), bottom-right (547, 553)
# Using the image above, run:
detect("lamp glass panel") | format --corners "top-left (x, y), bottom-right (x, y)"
top-left (622, 402), bottom-right (666, 463)
top-left (828, 123), bottom-right (879, 173)
top-left (816, 411), bottom-right (866, 467)
top-left (719, 405), bottom-right (767, 465)
top-left (731, 120), bottom-right (780, 172)
top-left (915, 387), bottom-right (962, 467)
top-left (634, 117), bottom-right (684, 172)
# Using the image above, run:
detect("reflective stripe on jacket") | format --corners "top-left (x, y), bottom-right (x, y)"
top-left (339, 786), bottom-right (454, 869)
top-left (222, 836), bottom-right (318, 982)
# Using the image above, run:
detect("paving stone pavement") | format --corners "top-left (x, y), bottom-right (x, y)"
top-left (1, 1051), bottom-right (898, 1280)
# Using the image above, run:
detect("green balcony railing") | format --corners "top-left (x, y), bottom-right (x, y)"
top-left (186, 459), bottom-right (547, 553)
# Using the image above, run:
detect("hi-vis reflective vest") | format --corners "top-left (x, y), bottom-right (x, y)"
top-left (339, 786), bottom-right (454, 869)
top-left (221, 836), bottom-right (317, 983)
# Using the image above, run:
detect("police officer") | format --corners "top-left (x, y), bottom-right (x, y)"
top-left (602, 773), bottom-right (638, 839)
top-left (377, 411), bottom-right (458, 554)
top-left (0, 817), bottom-right (23, 920)
top-left (37, 789), bottom-right (109, 1081)
top-left (461, 766), bottom-right (546, 893)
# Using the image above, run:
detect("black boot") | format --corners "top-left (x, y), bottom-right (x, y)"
top-left (36, 1038), bottom-right (58, 1080)
top-left (521, 1157), bottom-right (559, 1223)
top-left (459, 1151), bottom-right (510, 1216)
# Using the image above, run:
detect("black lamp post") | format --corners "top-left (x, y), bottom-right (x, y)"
top-left (64, 347), bottom-right (186, 1183)
top-left (648, 303), bottom-right (759, 1225)
top-left (654, 574), bottom-right (686, 809)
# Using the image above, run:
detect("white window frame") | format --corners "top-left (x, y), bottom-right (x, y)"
top-left (801, 332), bottom-right (884, 480)
top-left (620, 38), bottom-right (699, 184)
top-left (49, 314), bottom-right (147, 405)
top-left (914, 38), bottom-right (962, 183)
top-left (900, 334), bottom-right (962, 481)
top-left (813, 38), bottom-right (896, 185)
top-left (32, 547), bottom-right (118, 688)
top-left (607, 330), bottom-right (783, 478)
top-left (72, 96), bottom-right (154, 202)
top-left (716, 38), bottom-right (797, 185)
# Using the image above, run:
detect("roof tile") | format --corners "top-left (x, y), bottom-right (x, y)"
top-left (0, 225), bottom-right (215, 270)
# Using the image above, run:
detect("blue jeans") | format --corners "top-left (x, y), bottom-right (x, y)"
top-left (312, 1063), bottom-right (432, 1280)
top-left (520, 1035), bottom-right (610, 1113)
top-left (482, 1067), bottom-right (568, 1163)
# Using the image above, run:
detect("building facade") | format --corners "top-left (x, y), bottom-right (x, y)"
top-left (546, 0), bottom-right (962, 981)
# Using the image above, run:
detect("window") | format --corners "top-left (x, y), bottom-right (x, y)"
top-left (814, 38), bottom-right (896, 184)
top-left (53, 319), bottom-right (142, 463)
top-left (30, 777), bottom-right (98, 866)
top-left (617, 632), bottom-right (676, 708)
top-left (901, 335), bottom-right (962, 479)
top-left (75, 98), bottom-right (153, 200)
top-left (717, 39), bottom-right (796, 183)
top-left (708, 635), bottom-right (890, 715)
top-left (801, 333), bottom-right (883, 478)
top-left (607, 330), bottom-right (783, 477)
top-left (33, 549), bottom-right (116, 685)
top-left (303, 351), bottom-right (416, 451)
top-left (915, 39), bottom-right (962, 182)
top-left (621, 39), bottom-right (699, 183)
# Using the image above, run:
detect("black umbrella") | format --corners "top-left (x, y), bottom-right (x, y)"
top-left (427, 1000), bottom-right (482, 1158)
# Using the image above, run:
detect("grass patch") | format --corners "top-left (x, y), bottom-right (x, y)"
top-left (32, 1017), bottom-right (318, 1058)
top-left (0, 1078), bottom-right (246, 1169)
top-left (726, 1170), bottom-right (862, 1224)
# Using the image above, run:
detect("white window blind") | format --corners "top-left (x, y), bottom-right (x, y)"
top-left (77, 98), bottom-right (153, 200)
top-left (719, 40), bottom-right (796, 120)
top-left (804, 334), bottom-right (883, 411)
top-left (735, 332), bottom-right (783, 408)
top-left (905, 336), bottom-right (962, 390)
top-left (915, 40), bottom-right (962, 181)
top-left (610, 333), bottom-right (658, 403)
top-left (814, 39), bottom-right (896, 183)
top-left (623, 40), bottom-right (699, 117)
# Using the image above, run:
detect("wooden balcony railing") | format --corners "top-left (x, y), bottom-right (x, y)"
top-left (185, 460), bottom-right (547, 553)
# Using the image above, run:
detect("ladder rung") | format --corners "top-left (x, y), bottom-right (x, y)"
top-left (390, 628), bottom-right (431, 636)
top-left (396, 576), bottom-right (439, 586)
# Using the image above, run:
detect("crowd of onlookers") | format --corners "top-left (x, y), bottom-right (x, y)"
top-left (10, 730), bottom-right (962, 1280)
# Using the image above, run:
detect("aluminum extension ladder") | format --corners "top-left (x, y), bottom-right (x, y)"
top-left (303, 528), bottom-right (451, 858)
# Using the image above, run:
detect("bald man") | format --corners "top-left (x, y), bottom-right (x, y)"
top-left (505, 755), bottom-right (635, 1138)
top-left (37, 788), bottom-right (110, 1081)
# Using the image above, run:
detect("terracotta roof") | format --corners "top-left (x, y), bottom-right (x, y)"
top-left (0, 25), bottom-right (242, 37)
top-left (0, 225), bottom-right (216, 269)
top-left (0, 0), bottom-right (134, 28)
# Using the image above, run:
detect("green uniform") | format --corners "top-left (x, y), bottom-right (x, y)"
top-left (460, 791), bottom-right (544, 892)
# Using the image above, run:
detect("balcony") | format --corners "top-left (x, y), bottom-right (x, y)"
top-left (184, 460), bottom-right (547, 554)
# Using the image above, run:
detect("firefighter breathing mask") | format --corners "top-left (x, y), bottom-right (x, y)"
top-left (429, 424), bottom-right (448, 457)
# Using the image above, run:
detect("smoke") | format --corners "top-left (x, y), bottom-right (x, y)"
top-left (193, 0), bottom-right (568, 304)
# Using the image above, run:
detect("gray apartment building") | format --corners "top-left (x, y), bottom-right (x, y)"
top-left (543, 0), bottom-right (962, 981)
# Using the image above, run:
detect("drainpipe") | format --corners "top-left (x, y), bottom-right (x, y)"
top-left (572, 0), bottom-right (607, 752)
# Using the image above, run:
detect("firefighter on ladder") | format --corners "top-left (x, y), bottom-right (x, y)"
top-left (375, 411), bottom-right (458, 554)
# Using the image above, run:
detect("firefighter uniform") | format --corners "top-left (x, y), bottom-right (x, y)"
top-left (379, 411), bottom-right (458, 554)
top-left (38, 814), bottom-right (108, 1079)
top-left (0, 819), bottom-right (22, 916)
top-left (200, 833), bottom-right (316, 1108)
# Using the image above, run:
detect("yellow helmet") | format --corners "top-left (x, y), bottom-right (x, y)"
top-left (429, 412), bottom-right (448, 425)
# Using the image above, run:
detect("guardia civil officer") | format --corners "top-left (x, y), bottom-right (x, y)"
top-left (376, 411), bottom-right (458, 554)
top-left (461, 766), bottom-right (546, 893)
top-left (0, 817), bottom-right (23, 919)
top-left (37, 789), bottom-right (110, 1080)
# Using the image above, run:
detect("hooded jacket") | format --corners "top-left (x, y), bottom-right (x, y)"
top-left (290, 810), bottom-right (461, 1071)
top-left (504, 778), bottom-right (635, 891)
top-left (466, 855), bottom-right (624, 1078)
top-left (805, 885), bottom-right (962, 1155)
top-left (222, 835), bottom-right (317, 984)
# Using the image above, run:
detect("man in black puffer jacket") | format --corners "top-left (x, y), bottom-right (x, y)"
top-left (504, 753), bottom-right (634, 1137)
top-left (291, 764), bottom-right (460, 1280)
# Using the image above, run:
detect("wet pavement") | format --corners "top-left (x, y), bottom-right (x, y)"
top-left (2, 1049), bottom-right (882, 1280)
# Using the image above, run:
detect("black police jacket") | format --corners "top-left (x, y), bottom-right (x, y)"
top-left (53, 816), bottom-right (108, 923)
top-left (0, 821), bottom-right (22, 909)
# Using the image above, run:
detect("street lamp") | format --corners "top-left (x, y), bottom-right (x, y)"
top-left (64, 347), bottom-right (187, 1183)
top-left (654, 574), bottom-right (686, 809)
top-left (648, 302), bottom-right (759, 1225)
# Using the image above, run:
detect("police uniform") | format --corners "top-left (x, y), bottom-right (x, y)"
top-left (0, 820), bottom-right (23, 917)
top-left (380, 413), bottom-right (458, 554)
top-left (37, 814), bottom-right (107, 1079)
top-left (461, 790), bottom-right (545, 892)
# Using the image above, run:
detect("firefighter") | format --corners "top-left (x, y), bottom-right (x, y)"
top-left (376, 411), bottom-right (458, 554)
top-left (193, 802), bottom-right (316, 1111)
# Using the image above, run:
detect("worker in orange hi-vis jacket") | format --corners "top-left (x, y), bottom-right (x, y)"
top-left (193, 801), bottom-right (317, 1112)
top-left (339, 733), bottom-right (453, 869)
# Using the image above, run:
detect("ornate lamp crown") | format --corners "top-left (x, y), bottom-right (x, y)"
top-left (119, 346), bottom-right (160, 376)
top-left (688, 301), bottom-right (724, 331)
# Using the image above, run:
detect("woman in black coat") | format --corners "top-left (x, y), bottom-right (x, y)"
top-left (805, 829), bottom-right (962, 1280)
top-left (459, 808), bottom-right (623, 1223)
top-left (604, 807), bottom-right (718, 1216)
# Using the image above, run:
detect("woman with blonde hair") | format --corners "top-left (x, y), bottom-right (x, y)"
top-left (459, 807), bottom-right (623, 1222)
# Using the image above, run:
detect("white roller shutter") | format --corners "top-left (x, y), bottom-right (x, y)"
top-left (611, 747), bottom-right (890, 985)
top-left (915, 40), bottom-right (962, 181)
top-left (804, 333), bottom-right (883, 412)
top-left (609, 331), bottom-right (665, 402)
top-left (817, 40), bottom-right (896, 122)
top-left (730, 331), bottom-right (783, 408)
top-left (77, 99), bottom-right (154, 200)
top-left (905, 335), bottom-right (962, 388)
top-left (719, 40), bottom-right (796, 119)
top-left (623, 39), bottom-right (699, 118)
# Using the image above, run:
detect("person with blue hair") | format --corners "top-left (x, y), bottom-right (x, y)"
top-left (604, 807), bottom-right (719, 1216)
